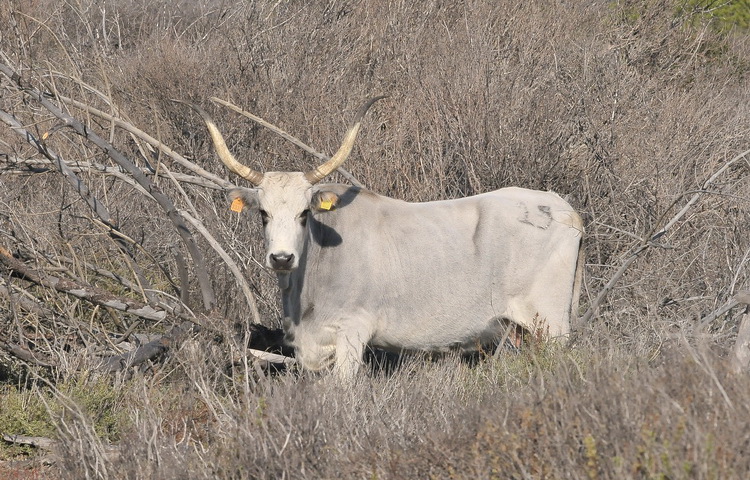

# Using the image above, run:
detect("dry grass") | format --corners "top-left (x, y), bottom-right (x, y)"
top-left (1, 0), bottom-right (749, 478)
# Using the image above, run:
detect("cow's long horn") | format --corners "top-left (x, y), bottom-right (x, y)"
top-left (175, 100), bottom-right (264, 185)
top-left (304, 96), bottom-right (386, 185)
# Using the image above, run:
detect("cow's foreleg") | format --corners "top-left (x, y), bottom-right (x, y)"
top-left (333, 323), bottom-right (371, 381)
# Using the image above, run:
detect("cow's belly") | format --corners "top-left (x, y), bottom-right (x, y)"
top-left (368, 309), bottom-right (508, 353)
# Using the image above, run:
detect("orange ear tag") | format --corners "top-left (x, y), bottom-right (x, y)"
top-left (319, 199), bottom-right (333, 211)
top-left (230, 197), bottom-right (245, 213)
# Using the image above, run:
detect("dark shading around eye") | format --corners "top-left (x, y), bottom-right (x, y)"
top-left (299, 209), bottom-right (310, 227)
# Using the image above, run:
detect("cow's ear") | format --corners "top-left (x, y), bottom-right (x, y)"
top-left (311, 190), bottom-right (339, 212)
top-left (228, 188), bottom-right (259, 213)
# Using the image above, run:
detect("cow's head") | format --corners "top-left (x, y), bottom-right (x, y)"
top-left (192, 98), bottom-right (382, 272)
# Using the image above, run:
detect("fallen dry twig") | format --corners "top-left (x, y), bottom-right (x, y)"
top-left (0, 244), bottom-right (167, 322)
top-left (2, 434), bottom-right (57, 451)
top-left (0, 340), bottom-right (54, 368)
top-left (98, 320), bottom-right (195, 373)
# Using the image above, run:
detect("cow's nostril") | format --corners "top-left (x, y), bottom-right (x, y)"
top-left (270, 253), bottom-right (295, 270)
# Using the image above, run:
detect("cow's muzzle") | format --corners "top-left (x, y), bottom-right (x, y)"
top-left (269, 252), bottom-right (295, 271)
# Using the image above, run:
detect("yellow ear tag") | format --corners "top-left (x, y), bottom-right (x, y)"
top-left (230, 197), bottom-right (245, 213)
top-left (319, 199), bottom-right (333, 211)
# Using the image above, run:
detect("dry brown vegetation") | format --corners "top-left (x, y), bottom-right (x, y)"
top-left (1, 0), bottom-right (749, 478)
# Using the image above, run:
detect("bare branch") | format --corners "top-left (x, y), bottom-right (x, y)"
top-left (581, 148), bottom-right (750, 325)
top-left (40, 251), bottom-right (142, 295)
top-left (0, 109), bottom-right (116, 228)
top-left (0, 61), bottom-right (217, 312)
top-left (56, 93), bottom-right (233, 189)
top-left (210, 97), bottom-right (365, 188)
top-left (0, 155), bottom-right (224, 189)
top-left (180, 210), bottom-right (262, 324)
top-left (579, 244), bottom-right (647, 325)
top-left (701, 290), bottom-right (750, 329)
top-left (0, 107), bottom-right (162, 303)
top-left (651, 149), bottom-right (750, 240)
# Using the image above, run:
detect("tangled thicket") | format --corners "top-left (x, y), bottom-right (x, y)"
top-left (0, 0), bottom-right (749, 478)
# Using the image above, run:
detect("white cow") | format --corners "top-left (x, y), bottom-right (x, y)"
top-left (191, 97), bottom-right (584, 379)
